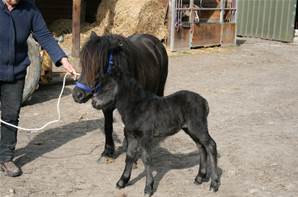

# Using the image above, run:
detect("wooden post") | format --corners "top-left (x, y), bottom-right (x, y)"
top-left (72, 0), bottom-right (81, 57)
top-left (189, 0), bottom-right (194, 48)
top-left (169, 0), bottom-right (176, 51)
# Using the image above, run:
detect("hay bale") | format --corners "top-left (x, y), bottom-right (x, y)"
top-left (48, 19), bottom-right (73, 37)
top-left (90, 0), bottom-right (167, 39)
top-left (48, 19), bottom-right (90, 52)
top-left (58, 0), bottom-right (168, 52)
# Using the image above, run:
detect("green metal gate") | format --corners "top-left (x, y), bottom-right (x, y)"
top-left (237, 0), bottom-right (297, 42)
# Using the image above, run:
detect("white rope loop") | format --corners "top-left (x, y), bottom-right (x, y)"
top-left (0, 73), bottom-right (75, 133)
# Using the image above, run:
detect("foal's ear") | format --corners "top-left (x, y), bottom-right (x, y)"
top-left (90, 31), bottom-right (98, 40)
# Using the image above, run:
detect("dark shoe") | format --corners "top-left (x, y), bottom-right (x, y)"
top-left (0, 161), bottom-right (22, 177)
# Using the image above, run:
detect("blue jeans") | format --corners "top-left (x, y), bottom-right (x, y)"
top-left (0, 79), bottom-right (25, 162)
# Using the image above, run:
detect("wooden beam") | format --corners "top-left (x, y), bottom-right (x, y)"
top-left (72, 0), bottom-right (81, 57)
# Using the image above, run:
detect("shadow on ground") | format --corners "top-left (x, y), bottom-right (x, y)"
top-left (122, 147), bottom-right (223, 194)
top-left (23, 78), bottom-right (75, 106)
top-left (15, 119), bottom-right (105, 167)
top-left (236, 38), bottom-right (247, 46)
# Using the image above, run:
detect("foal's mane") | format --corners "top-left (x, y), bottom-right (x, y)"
top-left (80, 34), bottom-right (130, 86)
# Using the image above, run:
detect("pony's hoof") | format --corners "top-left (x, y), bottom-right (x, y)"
top-left (96, 156), bottom-right (115, 164)
top-left (97, 147), bottom-right (115, 164)
top-left (101, 146), bottom-right (115, 158)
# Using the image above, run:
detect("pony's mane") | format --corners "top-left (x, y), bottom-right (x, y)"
top-left (80, 34), bottom-right (130, 86)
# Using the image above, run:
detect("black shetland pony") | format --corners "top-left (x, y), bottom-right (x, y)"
top-left (72, 32), bottom-right (168, 159)
top-left (91, 64), bottom-right (220, 196)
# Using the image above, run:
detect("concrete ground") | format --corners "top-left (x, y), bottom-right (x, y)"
top-left (0, 38), bottom-right (298, 197)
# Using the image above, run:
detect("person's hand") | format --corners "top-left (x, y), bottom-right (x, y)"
top-left (60, 57), bottom-right (79, 78)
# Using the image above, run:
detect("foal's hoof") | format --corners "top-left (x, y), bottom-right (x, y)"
top-left (116, 179), bottom-right (127, 189)
top-left (144, 184), bottom-right (154, 197)
top-left (133, 161), bottom-right (138, 169)
top-left (144, 193), bottom-right (152, 197)
top-left (144, 190), bottom-right (153, 197)
top-left (194, 174), bottom-right (210, 185)
top-left (209, 179), bottom-right (220, 192)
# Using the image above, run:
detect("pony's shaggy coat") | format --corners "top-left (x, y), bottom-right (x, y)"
top-left (72, 33), bottom-right (168, 159)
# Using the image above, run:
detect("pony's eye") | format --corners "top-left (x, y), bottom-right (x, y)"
top-left (104, 84), bottom-right (114, 91)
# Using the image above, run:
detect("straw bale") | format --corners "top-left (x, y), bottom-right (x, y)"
top-left (92, 0), bottom-right (167, 39)
top-left (53, 0), bottom-right (168, 52)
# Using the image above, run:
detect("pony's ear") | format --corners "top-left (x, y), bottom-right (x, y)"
top-left (90, 31), bottom-right (98, 40)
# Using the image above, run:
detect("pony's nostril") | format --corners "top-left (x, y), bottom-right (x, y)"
top-left (77, 92), bottom-right (84, 100)
top-left (77, 92), bottom-right (83, 99)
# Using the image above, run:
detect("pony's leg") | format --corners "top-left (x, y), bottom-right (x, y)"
top-left (141, 145), bottom-right (154, 197)
top-left (188, 123), bottom-right (220, 192)
top-left (101, 109), bottom-right (115, 158)
top-left (116, 134), bottom-right (138, 188)
top-left (183, 128), bottom-right (209, 184)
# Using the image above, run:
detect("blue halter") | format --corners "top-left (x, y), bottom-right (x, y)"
top-left (75, 53), bottom-right (113, 94)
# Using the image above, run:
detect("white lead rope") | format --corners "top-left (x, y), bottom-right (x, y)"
top-left (0, 73), bottom-right (73, 133)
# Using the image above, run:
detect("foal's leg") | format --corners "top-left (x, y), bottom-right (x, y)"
top-left (188, 123), bottom-right (220, 192)
top-left (101, 109), bottom-right (115, 159)
top-left (194, 144), bottom-right (209, 184)
top-left (116, 134), bottom-right (138, 188)
top-left (141, 145), bottom-right (154, 197)
top-left (183, 128), bottom-right (209, 184)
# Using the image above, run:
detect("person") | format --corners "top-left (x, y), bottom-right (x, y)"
top-left (0, 0), bottom-right (78, 177)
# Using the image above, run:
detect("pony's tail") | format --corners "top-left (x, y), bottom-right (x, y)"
top-left (156, 39), bottom-right (168, 97)
top-left (157, 54), bottom-right (168, 97)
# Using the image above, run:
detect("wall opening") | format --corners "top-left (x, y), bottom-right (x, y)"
top-left (35, 0), bottom-right (101, 24)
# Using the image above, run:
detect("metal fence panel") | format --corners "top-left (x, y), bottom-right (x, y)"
top-left (237, 0), bottom-right (297, 42)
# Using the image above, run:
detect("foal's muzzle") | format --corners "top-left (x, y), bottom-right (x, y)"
top-left (91, 97), bottom-right (114, 110)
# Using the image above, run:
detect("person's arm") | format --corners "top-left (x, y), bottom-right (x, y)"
top-left (31, 5), bottom-right (77, 75)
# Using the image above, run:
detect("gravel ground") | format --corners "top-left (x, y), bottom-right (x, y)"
top-left (0, 38), bottom-right (298, 197)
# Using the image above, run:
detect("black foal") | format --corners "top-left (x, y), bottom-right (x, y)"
top-left (92, 66), bottom-right (220, 196)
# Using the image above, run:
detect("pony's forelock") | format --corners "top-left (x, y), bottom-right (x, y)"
top-left (80, 37), bottom-right (109, 86)
top-left (79, 34), bottom-right (130, 86)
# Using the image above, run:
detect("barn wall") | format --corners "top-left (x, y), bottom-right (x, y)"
top-left (85, 0), bottom-right (101, 22)
top-left (237, 0), bottom-right (297, 42)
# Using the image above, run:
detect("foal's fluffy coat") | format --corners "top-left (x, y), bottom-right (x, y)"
top-left (92, 66), bottom-right (220, 196)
